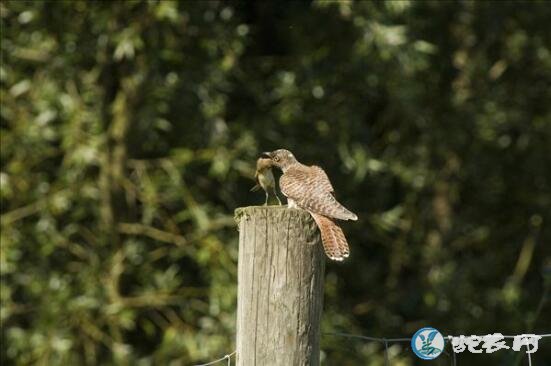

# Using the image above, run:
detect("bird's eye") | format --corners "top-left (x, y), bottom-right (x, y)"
top-left (274, 156), bottom-right (280, 162)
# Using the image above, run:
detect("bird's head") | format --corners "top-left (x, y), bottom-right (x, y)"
top-left (261, 149), bottom-right (298, 172)
top-left (255, 157), bottom-right (273, 172)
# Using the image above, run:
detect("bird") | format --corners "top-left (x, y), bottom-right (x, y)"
top-left (251, 157), bottom-right (282, 206)
top-left (262, 149), bottom-right (357, 261)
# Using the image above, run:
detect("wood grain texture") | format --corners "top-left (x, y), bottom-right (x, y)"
top-left (234, 206), bottom-right (326, 366)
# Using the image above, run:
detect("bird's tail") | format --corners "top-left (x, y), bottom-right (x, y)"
top-left (310, 212), bottom-right (350, 261)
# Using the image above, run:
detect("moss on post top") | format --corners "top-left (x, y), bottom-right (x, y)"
top-left (234, 205), bottom-right (313, 225)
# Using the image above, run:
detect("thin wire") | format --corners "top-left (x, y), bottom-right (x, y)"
top-left (527, 351), bottom-right (532, 366)
top-left (326, 331), bottom-right (551, 341)
top-left (383, 339), bottom-right (390, 366)
top-left (324, 332), bottom-right (411, 342)
top-left (193, 351), bottom-right (236, 366)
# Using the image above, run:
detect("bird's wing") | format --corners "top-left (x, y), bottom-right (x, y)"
top-left (312, 165), bottom-right (334, 193)
top-left (280, 166), bottom-right (357, 221)
top-left (250, 170), bottom-right (261, 192)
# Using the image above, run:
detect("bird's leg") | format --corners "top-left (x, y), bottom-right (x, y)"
top-left (270, 187), bottom-right (282, 206)
top-left (264, 191), bottom-right (268, 206)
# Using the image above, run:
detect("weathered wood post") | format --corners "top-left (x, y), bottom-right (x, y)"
top-left (234, 206), bottom-right (326, 366)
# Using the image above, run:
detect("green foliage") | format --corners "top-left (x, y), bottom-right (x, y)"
top-left (1, 1), bottom-right (550, 365)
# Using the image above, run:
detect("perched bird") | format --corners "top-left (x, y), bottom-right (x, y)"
top-left (251, 157), bottom-right (282, 206)
top-left (262, 149), bottom-right (357, 261)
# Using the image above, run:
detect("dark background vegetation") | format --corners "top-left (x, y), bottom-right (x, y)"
top-left (1, 1), bottom-right (550, 365)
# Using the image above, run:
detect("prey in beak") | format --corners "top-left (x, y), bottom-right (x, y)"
top-left (250, 155), bottom-right (282, 206)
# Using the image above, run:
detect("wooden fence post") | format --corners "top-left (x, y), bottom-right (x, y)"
top-left (234, 206), bottom-right (326, 366)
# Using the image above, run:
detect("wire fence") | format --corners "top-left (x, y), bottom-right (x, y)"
top-left (193, 333), bottom-right (551, 366)
top-left (193, 350), bottom-right (236, 366)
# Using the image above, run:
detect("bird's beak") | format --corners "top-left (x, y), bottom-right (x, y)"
top-left (261, 151), bottom-right (272, 159)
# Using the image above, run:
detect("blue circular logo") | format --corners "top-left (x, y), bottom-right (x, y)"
top-left (411, 327), bottom-right (445, 360)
